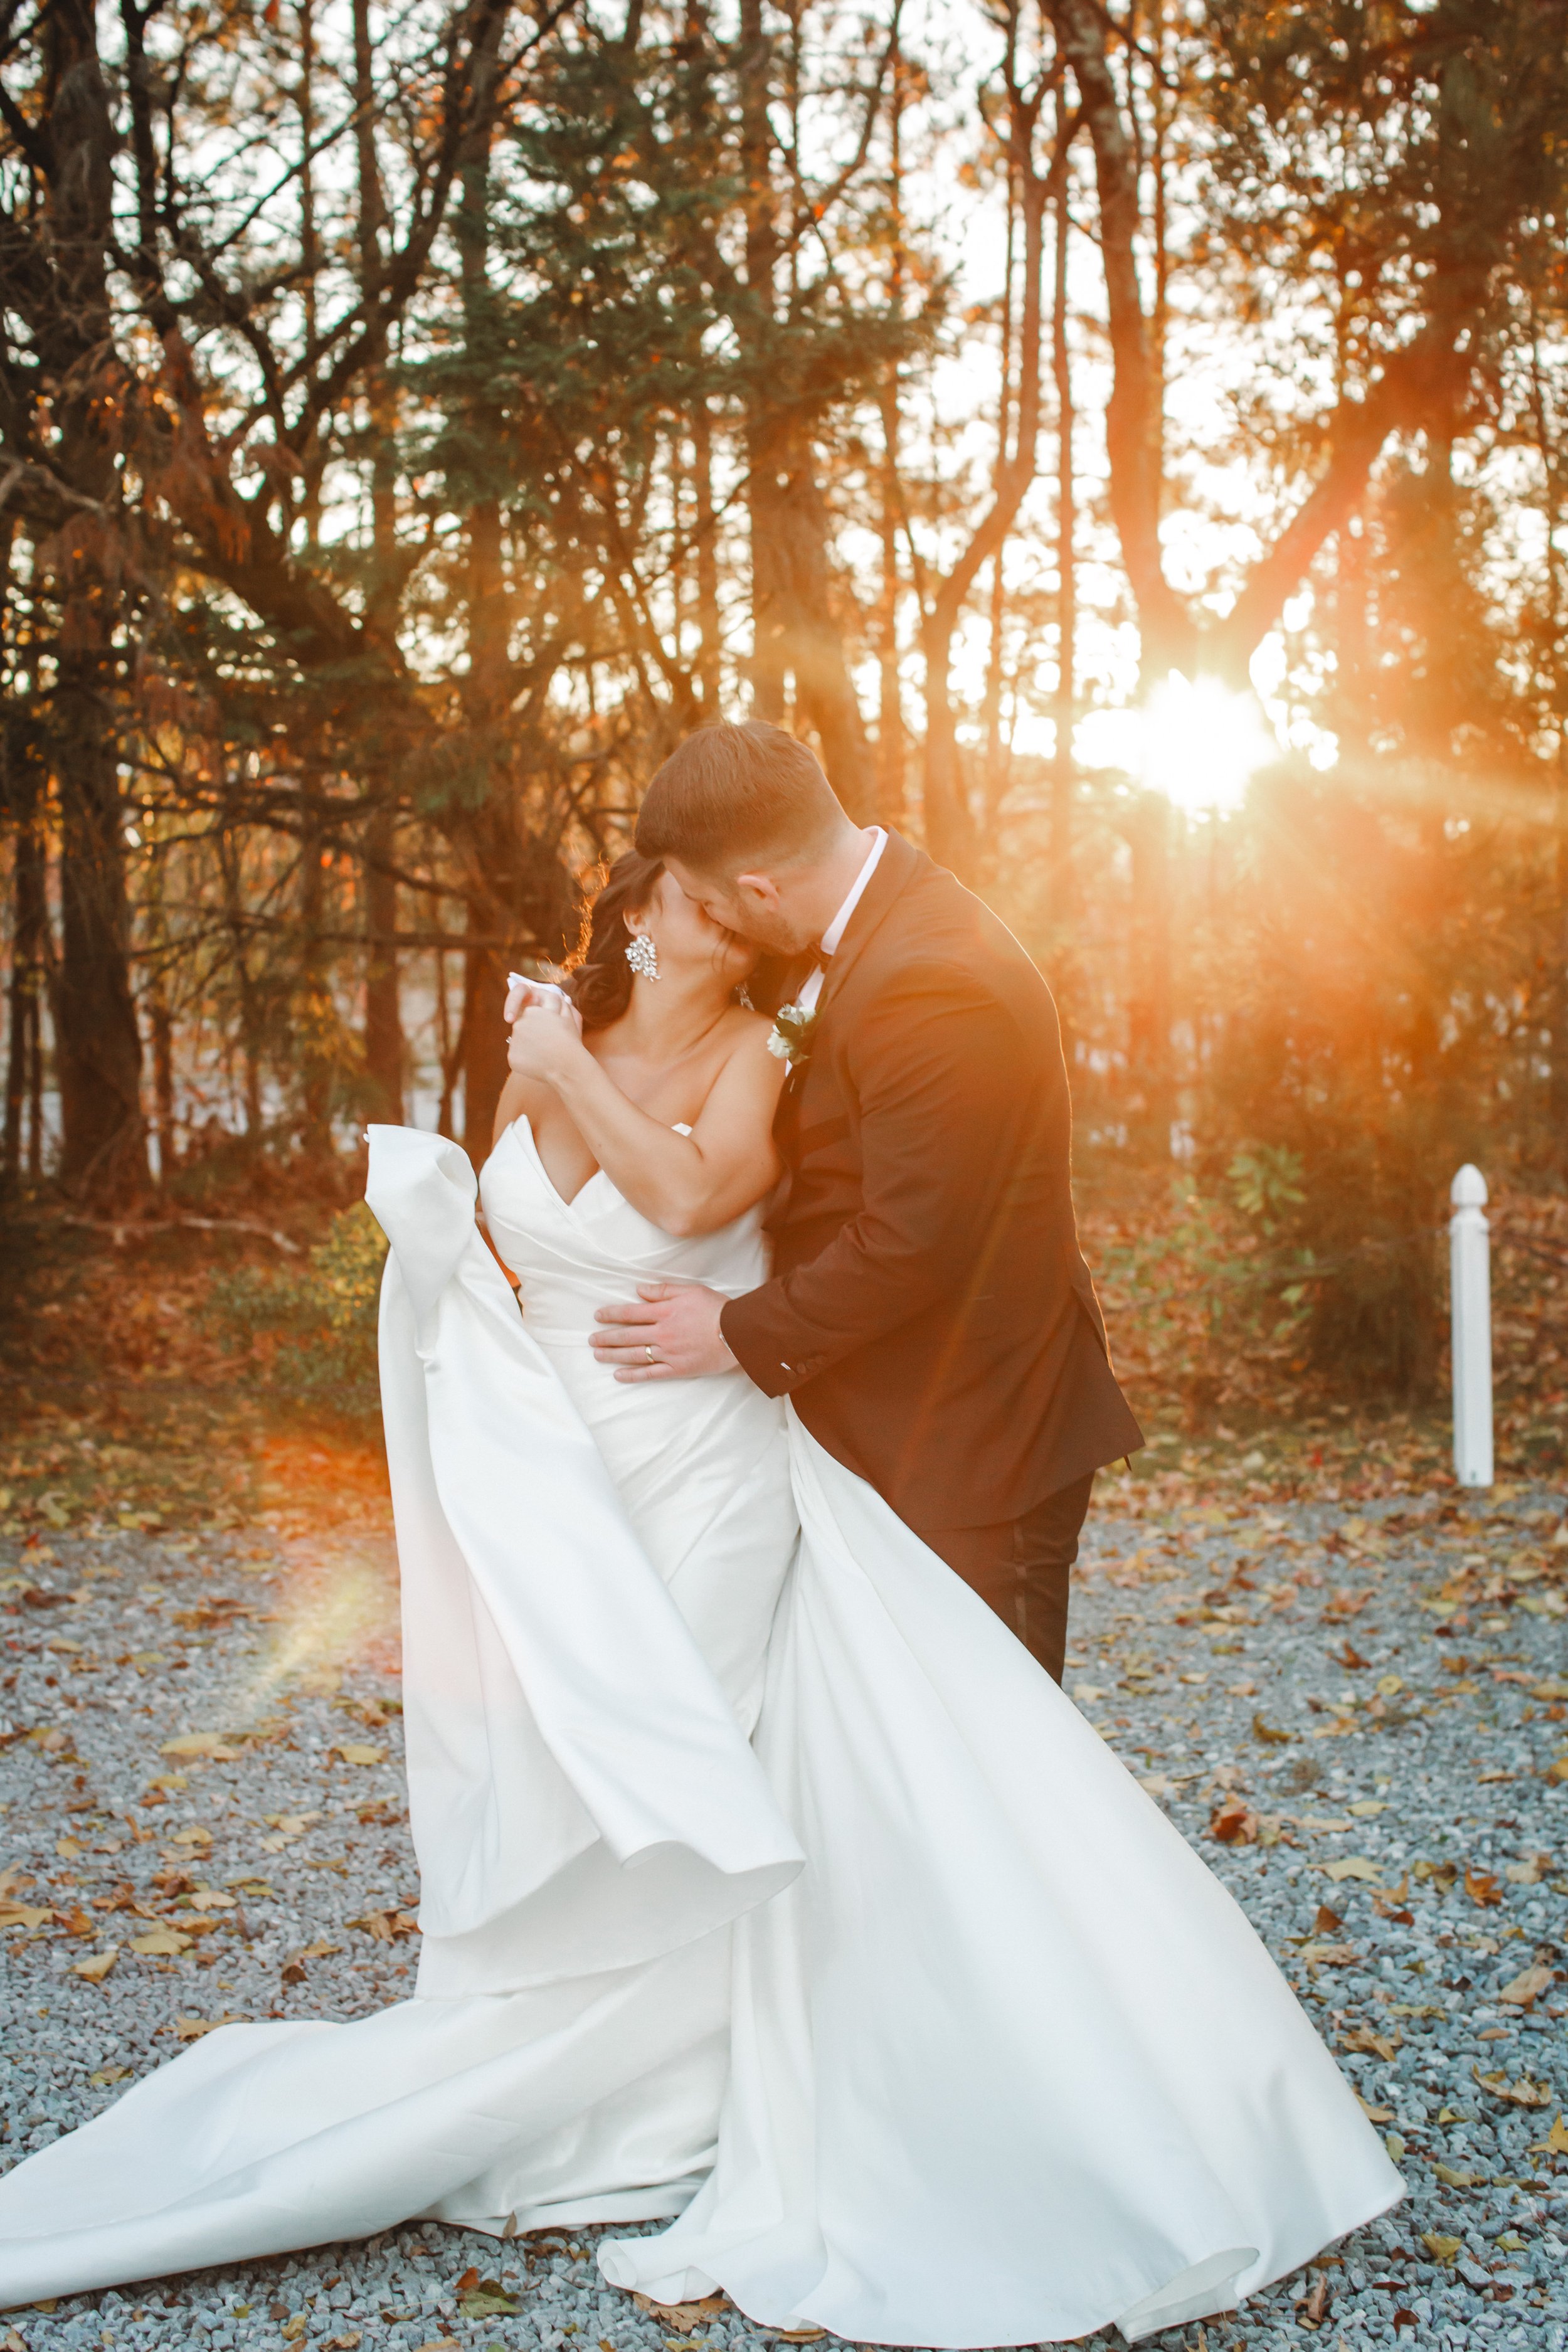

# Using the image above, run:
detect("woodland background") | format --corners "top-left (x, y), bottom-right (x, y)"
top-left (4, 0), bottom-right (1568, 1448)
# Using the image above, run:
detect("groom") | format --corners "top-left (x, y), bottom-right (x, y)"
top-left (589, 720), bottom-right (1143, 1683)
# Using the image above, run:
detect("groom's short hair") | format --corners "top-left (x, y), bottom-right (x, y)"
top-left (636, 721), bottom-right (845, 870)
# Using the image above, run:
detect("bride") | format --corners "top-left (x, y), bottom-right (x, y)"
top-left (0, 849), bottom-right (1400, 2346)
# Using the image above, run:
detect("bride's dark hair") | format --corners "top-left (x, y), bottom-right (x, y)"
top-left (561, 850), bottom-right (664, 1030)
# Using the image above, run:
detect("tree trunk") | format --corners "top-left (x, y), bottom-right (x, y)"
top-left (363, 808), bottom-right (403, 1124)
top-left (736, 0), bottom-right (874, 816)
top-left (876, 396), bottom-right (906, 828)
top-left (41, 0), bottom-right (146, 1200)
top-left (4, 807), bottom-right (47, 1187)
top-left (1050, 124), bottom-right (1077, 935)
top-left (298, 816), bottom-right (334, 1159)
top-left (351, 0), bottom-right (406, 1127)
top-left (918, 68), bottom-right (1053, 878)
top-left (460, 912), bottom-right (511, 1163)
top-left (218, 827), bottom-right (265, 1139)
top-left (1051, 0), bottom-right (1190, 679)
top-left (1126, 789), bottom-right (1173, 1157)
top-left (692, 400), bottom-right (723, 711)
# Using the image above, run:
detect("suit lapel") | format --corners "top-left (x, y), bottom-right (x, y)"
top-left (808, 829), bottom-right (921, 1029)
top-left (775, 832), bottom-right (923, 1126)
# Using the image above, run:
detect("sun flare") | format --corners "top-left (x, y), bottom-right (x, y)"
top-left (1141, 672), bottom-right (1279, 816)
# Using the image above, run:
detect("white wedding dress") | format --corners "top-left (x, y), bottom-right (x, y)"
top-left (0, 1121), bottom-right (1400, 2344)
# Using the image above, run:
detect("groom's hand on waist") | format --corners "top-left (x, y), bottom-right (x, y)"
top-left (591, 1282), bottom-right (739, 1382)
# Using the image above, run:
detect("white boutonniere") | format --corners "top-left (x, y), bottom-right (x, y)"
top-left (766, 1000), bottom-right (820, 1071)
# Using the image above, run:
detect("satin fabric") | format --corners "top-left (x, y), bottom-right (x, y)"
top-left (0, 1121), bottom-right (1400, 2342)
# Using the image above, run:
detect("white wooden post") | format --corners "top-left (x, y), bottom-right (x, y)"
top-left (1449, 1163), bottom-right (1493, 1490)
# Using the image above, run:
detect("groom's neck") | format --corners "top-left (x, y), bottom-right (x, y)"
top-left (793, 824), bottom-right (881, 941)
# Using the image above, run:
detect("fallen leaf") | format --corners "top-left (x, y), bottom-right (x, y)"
top-left (129, 1927), bottom-right (192, 1956)
top-left (1465, 1862), bottom-right (1503, 1908)
top-left (1252, 1712), bottom-right (1292, 1744)
top-left (1209, 1795), bottom-right (1259, 1845)
top-left (55, 1836), bottom-right (83, 1858)
top-left (1355, 2094), bottom-right (1395, 2122)
top-left (1341, 2024), bottom-right (1401, 2061)
top-left (285, 1939), bottom-right (341, 1966)
top-left (1071, 1683), bottom-right (1106, 1703)
top-left (1498, 1964), bottom-right (1555, 2009)
top-left (1433, 2162), bottom-right (1478, 2186)
top-left (89, 2064), bottom-right (131, 2087)
top-left (1473, 2065), bottom-right (1552, 2107)
top-left (1546, 1754), bottom-right (1568, 1784)
top-left (159, 1734), bottom-right (245, 1761)
top-left (1297, 1941), bottom-right (1359, 1966)
top-left (172, 2013), bottom-right (249, 2040)
top-left (70, 1949), bottom-right (119, 1983)
top-left (184, 1888), bottom-right (236, 1911)
top-left (457, 2272), bottom-right (522, 2317)
top-left (1312, 1904), bottom-right (1345, 1936)
top-left (0, 1901), bottom-right (56, 1931)
top-left (332, 1743), bottom-right (384, 1767)
top-left (1422, 2233), bottom-right (1463, 2265)
top-left (1527, 2114), bottom-right (1568, 2156)
top-left (1323, 1856), bottom-right (1382, 1883)
top-left (169, 1825), bottom-right (213, 1848)
top-left (1347, 1799), bottom-right (1387, 1816)
top-left (633, 2297), bottom-right (728, 2330)
top-left (1297, 2272), bottom-right (1331, 2327)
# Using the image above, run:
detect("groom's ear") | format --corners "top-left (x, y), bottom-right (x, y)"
top-left (731, 869), bottom-right (783, 910)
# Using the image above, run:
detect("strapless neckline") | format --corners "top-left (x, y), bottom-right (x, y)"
top-left (512, 1113), bottom-right (694, 1218)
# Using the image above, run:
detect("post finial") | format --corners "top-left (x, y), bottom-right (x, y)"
top-left (1451, 1163), bottom-right (1488, 1210)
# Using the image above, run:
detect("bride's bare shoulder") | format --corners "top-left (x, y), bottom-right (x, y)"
top-left (719, 1005), bottom-right (779, 1061)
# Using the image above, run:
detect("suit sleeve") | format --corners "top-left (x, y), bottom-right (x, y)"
top-left (721, 963), bottom-right (1037, 1397)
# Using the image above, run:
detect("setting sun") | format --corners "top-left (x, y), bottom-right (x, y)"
top-left (1141, 672), bottom-right (1279, 815)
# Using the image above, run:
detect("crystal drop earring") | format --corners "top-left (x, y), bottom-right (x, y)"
top-left (625, 932), bottom-right (660, 982)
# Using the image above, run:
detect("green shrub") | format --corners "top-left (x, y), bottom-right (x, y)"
top-left (208, 1202), bottom-right (386, 1415)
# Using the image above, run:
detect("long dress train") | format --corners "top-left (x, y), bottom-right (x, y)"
top-left (0, 1121), bottom-right (1400, 2343)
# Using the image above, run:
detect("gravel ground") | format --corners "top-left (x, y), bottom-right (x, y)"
top-left (3, 1465), bottom-right (1566, 2352)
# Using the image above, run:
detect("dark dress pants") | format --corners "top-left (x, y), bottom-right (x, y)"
top-left (912, 1471), bottom-right (1094, 1686)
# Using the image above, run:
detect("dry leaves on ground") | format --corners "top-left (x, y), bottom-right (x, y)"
top-left (1473, 2066), bottom-right (1552, 2108)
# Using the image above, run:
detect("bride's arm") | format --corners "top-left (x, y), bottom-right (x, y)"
top-left (506, 1004), bottom-right (785, 1236)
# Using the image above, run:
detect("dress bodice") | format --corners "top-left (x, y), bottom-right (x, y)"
top-left (480, 1116), bottom-right (771, 1347)
top-left (478, 1120), bottom-right (792, 1708)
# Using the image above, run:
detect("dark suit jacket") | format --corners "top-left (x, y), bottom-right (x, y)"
top-left (720, 831), bottom-right (1143, 1531)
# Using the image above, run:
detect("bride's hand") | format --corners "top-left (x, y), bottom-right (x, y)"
top-left (507, 997), bottom-right (588, 1087)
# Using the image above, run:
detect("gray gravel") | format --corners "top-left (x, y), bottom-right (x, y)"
top-left (3, 1463), bottom-right (1566, 2352)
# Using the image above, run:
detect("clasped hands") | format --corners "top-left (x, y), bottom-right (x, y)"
top-left (506, 980), bottom-right (586, 1086)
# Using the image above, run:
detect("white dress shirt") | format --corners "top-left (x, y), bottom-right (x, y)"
top-left (794, 829), bottom-right (887, 1014)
